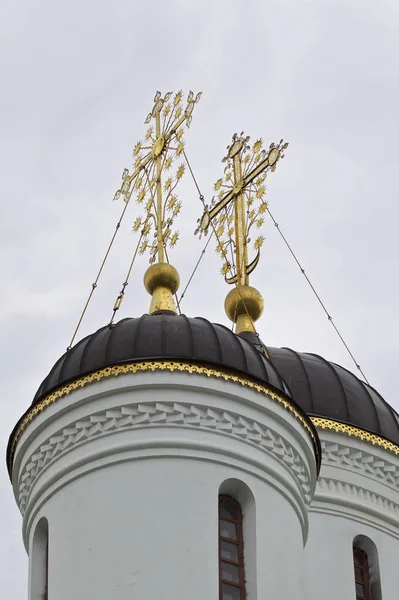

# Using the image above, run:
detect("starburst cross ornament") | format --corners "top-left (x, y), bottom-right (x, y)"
top-left (196, 132), bottom-right (288, 333)
top-left (113, 90), bottom-right (201, 313)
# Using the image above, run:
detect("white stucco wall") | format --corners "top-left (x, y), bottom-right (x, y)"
top-left (28, 454), bottom-right (306, 600)
top-left (305, 429), bottom-right (399, 600)
top-left (11, 369), bottom-right (317, 600)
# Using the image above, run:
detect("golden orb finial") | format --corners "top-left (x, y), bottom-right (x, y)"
top-left (144, 263), bottom-right (180, 314)
top-left (224, 285), bottom-right (264, 334)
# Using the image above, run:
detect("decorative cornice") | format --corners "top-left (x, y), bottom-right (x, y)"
top-left (311, 417), bottom-right (399, 456)
top-left (316, 477), bottom-right (399, 525)
top-left (318, 478), bottom-right (399, 515)
top-left (320, 438), bottom-right (399, 492)
top-left (17, 400), bottom-right (312, 514)
top-left (9, 360), bottom-right (318, 470)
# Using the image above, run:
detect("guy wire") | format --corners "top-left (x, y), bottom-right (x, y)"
top-left (164, 244), bottom-right (182, 315)
top-left (267, 208), bottom-right (370, 384)
top-left (67, 198), bottom-right (131, 350)
top-left (108, 221), bottom-right (148, 325)
top-left (177, 231), bottom-right (214, 305)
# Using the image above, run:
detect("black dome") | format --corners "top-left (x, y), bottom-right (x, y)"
top-left (33, 313), bottom-right (290, 404)
top-left (31, 315), bottom-right (399, 448)
top-left (265, 346), bottom-right (399, 445)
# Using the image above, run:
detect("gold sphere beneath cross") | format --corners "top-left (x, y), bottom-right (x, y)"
top-left (144, 263), bottom-right (180, 314)
top-left (224, 285), bottom-right (264, 333)
top-left (144, 262), bottom-right (180, 295)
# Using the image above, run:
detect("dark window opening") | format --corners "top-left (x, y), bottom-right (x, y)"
top-left (219, 495), bottom-right (245, 600)
top-left (354, 548), bottom-right (371, 600)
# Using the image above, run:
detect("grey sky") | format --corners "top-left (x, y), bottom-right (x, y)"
top-left (1, 0), bottom-right (398, 596)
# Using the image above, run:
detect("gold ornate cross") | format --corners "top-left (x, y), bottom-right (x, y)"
top-left (114, 90), bottom-right (201, 264)
top-left (114, 90), bottom-right (201, 312)
top-left (196, 133), bottom-right (288, 332)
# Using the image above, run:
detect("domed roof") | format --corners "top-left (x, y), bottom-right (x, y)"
top-left (10, 313), bottom-right (399, 477)
top-left (32, 313), bottom-right (290, 404)
top-left (32, 315), bottom-right (399, 448)
top-left (264, 345), bottom-right (399, 445)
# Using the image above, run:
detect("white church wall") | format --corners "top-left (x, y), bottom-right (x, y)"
top-left (29, 453), bottom-right (306, 600)
top-left (12, 369), bottom-right (318, 600)
top-left (305, 429), bottom-right (399, 600)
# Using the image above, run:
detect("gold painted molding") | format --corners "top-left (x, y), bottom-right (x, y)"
top-left (311, 417), bottom-right (399, 456)
top-left (9, 360), bottom-right (316, 462)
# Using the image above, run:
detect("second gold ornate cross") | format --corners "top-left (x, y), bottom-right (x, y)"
top-left (196, 133), bottom-right (288, 333)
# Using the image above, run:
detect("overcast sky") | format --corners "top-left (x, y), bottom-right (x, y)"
top-left (1, 0), bottom-right (398, 596)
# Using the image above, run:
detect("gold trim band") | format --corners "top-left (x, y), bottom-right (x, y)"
top-left (10, 360), bottom-right (317, 461)
top-left (311, 417), bottom-right (399, 456)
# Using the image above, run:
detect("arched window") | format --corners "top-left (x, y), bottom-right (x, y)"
top-left (354, 548), bottom-right (371, 600)
top-left (219, 495), bottom-right (245, 600)
top-left (31, 517), bottom-right (49, 600)
top-left (353, 536), bottom-right (382, 600)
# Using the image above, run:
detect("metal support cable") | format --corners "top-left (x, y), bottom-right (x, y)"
top-left (164, 245), bottom-right (182, 315)
top-left (109, 228), bottom-right (145, 325)
top-left (177, 231), bottom-right (214, 305)
top-left (267, 208), bottom-right (370, 384)
top-left (67, 199), bottom-right (131, 350)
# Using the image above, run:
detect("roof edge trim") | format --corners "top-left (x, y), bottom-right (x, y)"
top-left (7, 359), bottom-right (321, 477)
top-left (311, 416), bottom-right (399, 456)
